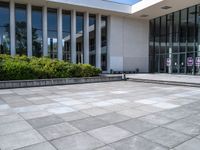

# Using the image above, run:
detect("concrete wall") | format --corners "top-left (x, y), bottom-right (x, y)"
top-left (109, 15), bottom-right (149, 72)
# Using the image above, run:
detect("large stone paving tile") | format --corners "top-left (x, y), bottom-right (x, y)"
top-left (27, 115), bottom-right (64, 129)
top-left (88, 125), bottom-right (132, 144)
top-left (139, 113), bottom-right (174, 125)
top-left (181, 113), bottom-right (200, 126)
top-left (58, 111), bottom-right (89, 121)
top-left (95, 146), bottom-right (115, 150)
top-left (158, 107), bottom-right (198, 120)
top-left (0, 129), bottom-right (45, 150)
top-left (47, 106), bottom-right (76, 114)
top-left (111, 136), bottom-right (168, 150)
top-left (51, 132), bottom-right (105, 150)
top-left (69, 117), bottom-right (109, 131)
top-left (20, 111), bottom-right (53, 120)
top-left (118, 108), bottom-right (150, 118)
top-left (164, 120), bottom-right (200, 136)
top-left (8, 100), bottom-right (33, 108)
top-left (173, 138), bottom-right (200, 150)
top-left (0, 100), bottom-right (5, 105)
top-left (116, 119), bottom-right (157, 134)
top-left (0, 114), bottom-right (23, 125)
top-left (17, 142), bottom-right (56, 150)
top-left (140, 127), bottom-right (191, 148)
top-left (0, 120), bottom-right (33, 136)
top-left (81, 107), bottom-right (111, 116)
top-left (96, 112), bottom-right (131, 124)
top-left (38, 122), bottom-right (81, 140)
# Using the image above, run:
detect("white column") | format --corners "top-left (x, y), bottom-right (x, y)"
top-left (107, 16), bottom-right (111, 72)
top-left (27, 3), bottom-right (32, 57)
top-left (84, 12), bottom-right (89, 64)
top-left (10, 0), bottom-right (15, 56)
top-left (43, 5), bottom-right (48, 56)
top-left (71, 10), bottom-right (76, 63)
top-left (96, 14), bottom-right (101, 68)
top-left (58, 7), bottom-right (63, 60)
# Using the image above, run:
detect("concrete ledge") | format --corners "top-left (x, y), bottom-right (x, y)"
top-left (0, 76), bottom-right (122, 89)
top-left (128, 78), bottom-right (200, 87)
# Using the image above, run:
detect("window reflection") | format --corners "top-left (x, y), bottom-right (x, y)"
top-left (0, 2), bottom-right (10, 54)
top-left (47, 8), bottom-right (57, 59)
top-left (62, 10), bottom-right (71, 62)
top-left (150, 4), bottom-right (200, 75)
top-left (15, 4), bottom-right (27, 55)
top-left (32, 6), bottom-right (43, 57)
top-left (101, 16), bottom-right (107, 71)
top-left (76, 12), bottom-right (84, 63)
top-left (89, 14), bottom-right (96, 66)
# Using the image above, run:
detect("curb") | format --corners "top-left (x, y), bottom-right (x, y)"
top-left (0, 76), bottom-right (123, 89)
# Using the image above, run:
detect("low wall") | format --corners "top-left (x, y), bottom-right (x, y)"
top-left (0, 76), bottom-right (122, 89)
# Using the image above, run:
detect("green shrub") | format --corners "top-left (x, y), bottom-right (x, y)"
top-left (0, 54), bottom-right (101, 80)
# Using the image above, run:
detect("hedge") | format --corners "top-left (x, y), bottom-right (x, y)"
top-left (0, 55), bottom-right (101, 80)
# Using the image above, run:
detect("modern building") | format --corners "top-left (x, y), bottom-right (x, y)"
top-left (0, 0), bottom-right (199, 74)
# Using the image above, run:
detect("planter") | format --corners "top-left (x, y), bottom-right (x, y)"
top-left (0, 76), bottom-right (122, 89)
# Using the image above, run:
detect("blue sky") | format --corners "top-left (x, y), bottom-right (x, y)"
top-left (109, 0), bottom-right (141, 5)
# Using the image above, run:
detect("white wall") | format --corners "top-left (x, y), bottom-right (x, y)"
top-left (109, 15), bottom-right (149, 72)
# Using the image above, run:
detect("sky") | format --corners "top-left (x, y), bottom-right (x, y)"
top-left (108, 0), bottom-right (141, 5)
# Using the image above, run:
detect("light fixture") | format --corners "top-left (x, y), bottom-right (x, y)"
top-left (161, 6), bottom-right (172, 10)
top-left (140, 14), bottom-right (149, 17)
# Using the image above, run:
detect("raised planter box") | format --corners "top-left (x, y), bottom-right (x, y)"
top-left (0, 76), bottom-right (122, 89)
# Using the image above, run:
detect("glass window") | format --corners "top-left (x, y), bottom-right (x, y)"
top-left (161, 16), bottom-right (166, 36)
top-left (188, 6), bottom-right (196, 43)
top-left (150, 4), bottom-right (200, 75)
top-left (89, 14), bottom-right (96, 66)
top-left (32, 6), bottom-right (43, 57)
top-left (47, 8), bottom-right (57, 59)
top-left (173, 11), bottom-right (179, 53)
top-left (160, 16), bottom-right (166, 54)
top-left (155, 18), bottom-right (160, 54)
top-left (62, 10), bottom-right (71, 62)
top-left (166, 14), bottom-right (173, 54)
top-left (180, 9), bottom-right (187, 52)
top-left (76, 12), bottom-right (84, 63)
top-left (149, 20), bottom-right (155, 73)
top-left (197, 5), bottom-right (200, 52)
top-left (0, 2), bottom-right (10, 54)
top-left (15, 4), bottom-right (27, 55)
top-left (101, 16), bottom-right (107, 71)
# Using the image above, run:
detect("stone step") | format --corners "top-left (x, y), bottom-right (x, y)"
top-left (128, 78), bottom-right (200, 88)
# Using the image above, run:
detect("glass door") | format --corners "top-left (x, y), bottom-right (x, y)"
top-left (172, 54), bottom-right (179, 73)
top-left (180, 53), bottom-right (186, 74)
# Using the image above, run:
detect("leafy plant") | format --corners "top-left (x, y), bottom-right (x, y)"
top-left (0, 54), bottom-right (101, 80)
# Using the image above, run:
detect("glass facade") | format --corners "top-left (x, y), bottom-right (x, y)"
top-left (0, 2), bottom-right (10, 54)
top-left (101, 16), bottom-right (108, 71)
top-left (150, 4), bottom-right (200, 75)
top-left (15, 4), bottom-right (27, 55)
top-left (32, 6), bottom-right (43, 57)
top-left (47, 8), bottom-right (57, 59)
top-left (62, 10), bottom-right (71, 62)
top-left (89, 14), bottom-right (96, 66)
top-left (76, 12), bottom-right (84, 63)
top-left (0, 2), bottom-right (108, 71)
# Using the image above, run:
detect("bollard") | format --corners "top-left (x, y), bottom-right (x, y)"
top-left (122, 73), bottom-right (127, 81)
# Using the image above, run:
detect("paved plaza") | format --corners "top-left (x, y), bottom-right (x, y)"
top-left (0, 81), bottom-right (200, 150)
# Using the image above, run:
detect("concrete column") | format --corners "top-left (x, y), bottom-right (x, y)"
top-left (43, 5), bottom-right (48, 56)
top-left (10, 0), bottom-right (15, 56)
top-left (96, 14), bottom-right (101, 69)
top-left (58, 7), bottom-right (63, 60)
top-left (27, 3), bottom-right (32, 57)
top-left (71, 10), bottom-right (76, 63)
top-left (84, 12), bottom-right (89, 64)
top-left (107, 16), bottom-right (111, 72)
